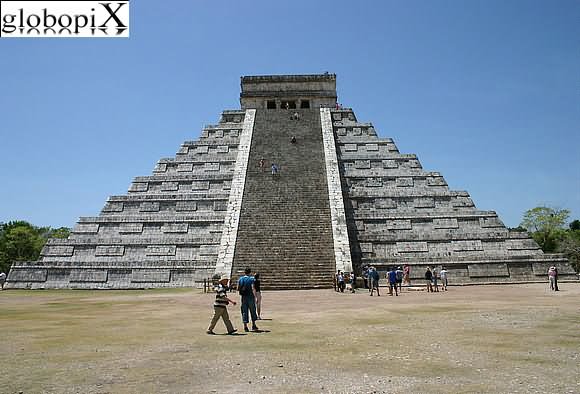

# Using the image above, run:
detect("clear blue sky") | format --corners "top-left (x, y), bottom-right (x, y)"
top-left (1, 0), bottom-right (578, 229)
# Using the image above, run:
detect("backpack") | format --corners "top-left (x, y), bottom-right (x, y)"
top-left (238, 278), bottom-right (253, 296)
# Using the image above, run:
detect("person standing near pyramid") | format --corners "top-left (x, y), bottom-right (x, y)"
top-left (238, 267), bottom-right (259, 332)
top-left (207, 274), bottom-right (237, 335)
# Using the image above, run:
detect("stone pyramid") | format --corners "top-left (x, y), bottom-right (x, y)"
top-left (7, 74), bottom-right (574, 289)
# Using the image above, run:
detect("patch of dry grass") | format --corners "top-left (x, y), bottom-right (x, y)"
top-left (1, 284), bottom-right (579, 393)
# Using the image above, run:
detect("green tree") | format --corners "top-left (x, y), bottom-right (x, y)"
top-left (48, 227), bottom-right (71, 239)
top-left (520, 207), bottom-right (570, 252)
top-left (0, 221), bottom-right (71, 273)
top-left (569, 220), bottom-right (580, 231)
top-left (558, 225), bottom-right (580, 273)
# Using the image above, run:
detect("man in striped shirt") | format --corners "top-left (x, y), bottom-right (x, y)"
top-left (207, 274), bottom-right (238, 335)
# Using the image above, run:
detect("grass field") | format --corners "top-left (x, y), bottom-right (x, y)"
top-left (1, 283), bottom-right (579, 394)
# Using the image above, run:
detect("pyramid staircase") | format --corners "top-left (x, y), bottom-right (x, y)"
top-left (231, 109), bottom-right (336, 289)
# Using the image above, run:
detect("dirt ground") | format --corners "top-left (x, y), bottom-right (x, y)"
top-left (1, 283), bottom-right (579, 394)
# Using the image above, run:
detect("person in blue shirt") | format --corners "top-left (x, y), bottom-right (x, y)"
top-left (237, 267), bottom-right (259, 332)
top-left (388, 267), bottom-right (398, 296)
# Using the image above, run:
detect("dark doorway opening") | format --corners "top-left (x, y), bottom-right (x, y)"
top-left (267, 100), bottom-right (276, 109)
top-left (300, 100), bottom-right (310, 109)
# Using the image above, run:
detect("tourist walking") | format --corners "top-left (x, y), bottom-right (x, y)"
top-left (337, 271), bottom-right (345, 293)
top-left (254, 273), bottom-right (262, 319)
top-left (369, 267), bottom-right (380, 296)
top-left (432, 267), bottom-right (439, 292)
top-left (395, 266), bottom-right (404, 293)
top-left (440, 266), bottom-right (448, 291)
top-left (425, 267), bottom-right (433, 293)
top-left (271, 163), bottom-right (278, 176)
top-left (0, 272), bottom-right (6, 290)
top-left (388, 267), bottom-right (398, 296)
top-left (403, 264), bottom-right (411, 287)
top-left (350, 271), bottom-right (357, 293)
top-left (554, 267), bottom-right (559, 291)
top-left (238, 267), bottom-right (259, 332)
top-left (259, 158), bottom-right (265, 172)
top-left (548, 266), bottom-right (557, 291)
top-left (207, 274), bottom-right (237, 335)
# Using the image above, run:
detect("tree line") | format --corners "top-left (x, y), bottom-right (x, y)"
top-left (1, 206), bottom-right (579, 274)
top-left (0, 221), bottom-right (70, 274)
top-left (517, 206), bottom-right (580, 273)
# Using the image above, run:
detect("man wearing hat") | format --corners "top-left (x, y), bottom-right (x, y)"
top-left (207, 274), bottom-right (238, 335)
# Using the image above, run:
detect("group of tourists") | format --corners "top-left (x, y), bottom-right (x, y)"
top-left (259, 158), bottom-right (280, 176)
top-left (334, 270), bottom-right (357, 293)
top-left (337, 265), bottom-right (450, 295)
top-left (207, 267), bottom-right (262, 335)
top-left (424, 266), bottom-right (448, 292)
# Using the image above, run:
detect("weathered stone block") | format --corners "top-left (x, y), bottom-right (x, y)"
top-left (415, 197), bottom-right (435, 208)
top-left (154, 163), bottom-right (167, 172)
top-left (360, 243), bottom-right (373, 253)
top-left (132, 269), bottom-right (171, 283)
top-left (103, 202), bottom-right (124, 212)
top-left (452, 196), bottom-right (474, 207)
top-left (205, 163), bottom-right (220, 172)
top-left (140, 202), bottom-right (160, 212)
top-left (366, 178), bottom-right (382, 187)
top-left (161, 181), bottom-right (179, 191)
top-left (387, 220), bottom-right (412, 230)
top-left (344, 144), bottom-right (357, 152)
top-left (44, 246), bottom-right (74, 257)
top-left (192, 181), bottom-right (210, 190)
top-left (119, 223), bottom-right (143, 233)
top-left (366, 143), bottom-right (378, 151)
top-left (8, 268), bottom-right (48, 282)
top-left (453, 240), bottom-right (483, 251)
top-left (69, 269), bottom-right (108, 282)
top-left (146, 245), bottom-right (177, 256)
top-left (74, 223), bottom-right (99, 233)
top-left (354, 160), bottom-right (371, 169)
top-left (161, 223), bottom-right (188, 233)
top-left (177, 163), bottom-right (193, 172)
top-left (129, 182), bottom-right (148, 192)
top-left (213, 201), bottom-right (228, 211)
top-left (468, 263), bottom-right (509, 277)
top-left (176, 201), bottom-right (197, 211)
top-left (397, 242), bottom-right (428, 253)
top-left (95, 246), bottom-right (125, 256)
top-left (382, 160), bottom-right (398, 169)
top-left (396, 177), bottom-right (413, 187)
top-left (427, 177), bottom-right (446, 186)
top-left (433, 218), bottom-right (459, 229)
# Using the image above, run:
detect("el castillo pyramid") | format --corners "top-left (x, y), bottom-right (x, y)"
top-left (7, 74), bottom-right (574, 289)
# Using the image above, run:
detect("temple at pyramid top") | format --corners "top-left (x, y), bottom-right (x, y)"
top-left (240, 73), bottom-right (337, 109)
top-left (6, 73), bottom-right (575, 289)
